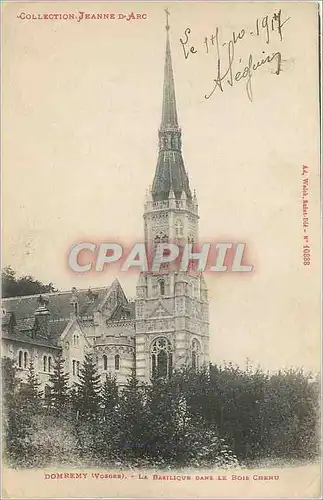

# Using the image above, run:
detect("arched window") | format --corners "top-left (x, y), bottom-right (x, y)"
top-left (192, 339), bottom-right (200, 371)
top-left (72, 360), bottom-right (76, 376)
top-left (159, 279), bottom-right (165, 296)
top-left (48, 356), bottom-right (52, 373)
top-left (151, 337), bottom-right (172, 379)
top-left (23, 351), bottom-right (28, 369)
top-left (103, 355), bottom-right (107, 371)
top-left (18, 351), bottom-right (23, 368)
top-left (77, 361), bottom-right (80, 376)
top-left (115, 354), bottom-right (120, 371)
top-left (43, 356), bottom-right (47, 372)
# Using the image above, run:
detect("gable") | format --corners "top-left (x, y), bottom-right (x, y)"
top-left (99, 279), bottom-right (130, 317)
top-left (149, 301), bottom-right (172, 319)
top-left (59, 318), bottom-right (89, 349)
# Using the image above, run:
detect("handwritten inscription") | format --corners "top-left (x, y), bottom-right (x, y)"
top-left (179, 9), bottom-right (290, 102)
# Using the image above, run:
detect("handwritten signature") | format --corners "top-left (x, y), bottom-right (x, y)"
top-left (179, 9), bottom-right (291, 102)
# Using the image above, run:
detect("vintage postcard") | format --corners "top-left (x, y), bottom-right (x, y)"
top-left (1, 1), bottom-right (321, 499)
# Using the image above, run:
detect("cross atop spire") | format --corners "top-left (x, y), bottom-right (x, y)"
top-left (164, 8), bottom-right (170, 31)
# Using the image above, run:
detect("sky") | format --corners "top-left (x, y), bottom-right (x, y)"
top-left (2, 2), bottom-right (321, 373)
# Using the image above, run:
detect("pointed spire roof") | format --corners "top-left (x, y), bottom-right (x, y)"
top-left (151, 11), bottom-right (192, 202)
top-left (161, 25), bottom-right (178, 131)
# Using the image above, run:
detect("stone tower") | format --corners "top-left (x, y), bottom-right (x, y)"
top-left (135, 14), bottom-right (209, 383)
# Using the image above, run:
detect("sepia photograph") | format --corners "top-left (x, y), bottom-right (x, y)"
top-left (1, 1), bottom-right (321, 498)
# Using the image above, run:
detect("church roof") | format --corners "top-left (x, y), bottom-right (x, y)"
top-left (109, 302), bottom-right (135, 321)
top-left (2, 326), bottom-right (63, 350)
top-left (3, 286), bottom-right (110, 321)
top-left (153, 150), bottom-right (191, 201)
top-left (160, 34), bottom-right (178, 131)
top-left (151, 24), bottom-right (192, 202)
top-left (2, 280), bottom-right (135, 349)
top-left (2, 286), bottom-right (112, 346)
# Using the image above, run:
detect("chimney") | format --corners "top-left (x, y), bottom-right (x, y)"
top-left (34, 295), bottom-right (51, 338)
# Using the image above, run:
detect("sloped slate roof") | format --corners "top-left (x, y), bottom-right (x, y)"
top-left (48, 319), bottom-right (71, 341)
top-left (2, 286), bottom-right (112, 348)
top-left (3, 286), bottom-right (111, 321)
top-left (2, 311), bottom-right (15, 327)
top-left (161, 33), bottom-right (178, 130)
top-left (2, 281), bottom-right (134, 350)
top-left (16, 317), bottom-right (35, 331)
top-left (152, 150), bottom-right (192, 201)
top-left (2, 326), bottom-right (62, 350)
top-left (109, 302), bottom-right (135, 321)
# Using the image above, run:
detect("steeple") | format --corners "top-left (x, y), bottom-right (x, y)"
top-left (151, 10), bottom-right (192, 202)
top-left (160, 9), bottom-right (178, 131)
top-left (136, 12), bottom-right (208, 384)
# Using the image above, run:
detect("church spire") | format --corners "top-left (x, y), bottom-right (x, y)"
top-left (160, 9), bottom-right (178, 131)
top-left (151, 10), bottom-right (192, 202)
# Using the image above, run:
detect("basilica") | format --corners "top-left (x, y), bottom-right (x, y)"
top-left (2, 18), bottom-right (210, 390)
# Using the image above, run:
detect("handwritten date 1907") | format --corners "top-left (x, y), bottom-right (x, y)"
top-left (179, 9), bottom-right (290, 102)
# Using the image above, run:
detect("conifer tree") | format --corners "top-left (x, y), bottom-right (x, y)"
top-left (94, 373), bottom-right (121, 460)
top-left (3, 358), bottom-right (42, 465)
top-left (119, 369), bottom-right (147, 460)
top-left (75, 353), bottom-right (101, 419)
top-left (2, 357), bottom-right (19, 405)
top-left (2, 358), bottom-right (26, 463)
top-left (48, 353), bottom-right (69, 415)
top-left (101, 373), bottom-right (119, 414)
top-left (20, 359), bottom-right (43, 414)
